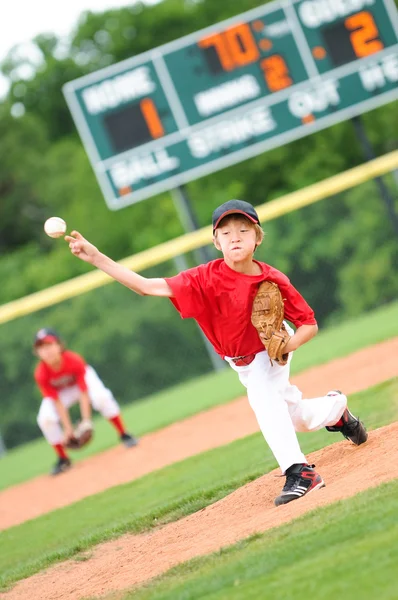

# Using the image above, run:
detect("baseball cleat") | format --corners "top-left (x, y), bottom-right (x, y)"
top-left (274, 463), bottom-right (325, 507)
top-left (120, 433), bottom-right (139, 448)
top-left (326, 391), bottom-right (368, 445)
top-left (51, 457), bottom-right (72, 476)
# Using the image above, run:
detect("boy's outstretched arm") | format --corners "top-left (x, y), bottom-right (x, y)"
top-left (65, 231), bottom-right (173, 297)
top-left (54, 400), bottom-right (74, 441)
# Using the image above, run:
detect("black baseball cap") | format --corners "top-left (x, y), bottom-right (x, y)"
top-left (34, 328), bottom-right (61, 347)
top-left (212, 200), bottom-right (260, 231)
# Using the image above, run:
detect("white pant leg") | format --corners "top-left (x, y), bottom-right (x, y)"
top-left (285, 385), bottom-right (347, 432)
top-left (226, 349), bottom-right (346, 474)
top-left (37, 388), bottom-right (80, 445)
top-left (226, 351), bottom-right (307, 474)
top-left (85, 365), bottom-right (120, 419)
top-left (281, 321), bottom-right (346, 430)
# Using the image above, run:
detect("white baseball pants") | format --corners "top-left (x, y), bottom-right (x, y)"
top-left (37, 366), bottom-right (120, 445)
top-left (225, 349), bottom-right (346, 474)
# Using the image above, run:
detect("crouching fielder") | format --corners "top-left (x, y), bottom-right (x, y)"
top-left (34, 328), bottom-right (138, 475)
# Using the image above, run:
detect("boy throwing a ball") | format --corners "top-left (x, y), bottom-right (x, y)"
top-left (65, 200), bottom-right (367, 504)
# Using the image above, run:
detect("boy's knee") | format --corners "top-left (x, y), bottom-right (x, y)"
top-left (248, 390), bottom-right (278, 412)
top-left (91, 390), bottom-right (117, 413)
top-left (293, 420), bottom-right (309, 433)
top-left (37, 412), bottom-right (58, 430)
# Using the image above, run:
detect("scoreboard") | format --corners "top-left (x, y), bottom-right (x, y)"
top-left (63, 0), bottom-right (398, 210)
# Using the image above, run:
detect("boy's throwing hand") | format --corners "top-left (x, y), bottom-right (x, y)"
top-left (65, 231), bottom-right (99, 264)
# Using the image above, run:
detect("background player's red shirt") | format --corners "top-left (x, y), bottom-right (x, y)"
top-left (34, 350), bottom-right (88, 400)
top-left (165, 259), bottom-right (317, 359)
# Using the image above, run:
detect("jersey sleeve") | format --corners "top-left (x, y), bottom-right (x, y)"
top-left (165, 267), bottom-right (207, 319)
top-left (282, 282), bottom-right (317, 328)
top-left (34, 366), bottom-right (59, 400)
top-left (268, 267), bottom-right (317, 328)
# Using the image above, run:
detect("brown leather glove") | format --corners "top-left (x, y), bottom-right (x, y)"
top-left (65, 420), bottom-right (94, 449)
top-left (251, 281), bottom-right (291, 366)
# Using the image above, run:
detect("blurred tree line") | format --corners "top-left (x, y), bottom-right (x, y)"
top-left (0, 0), bottom-right (397, 448)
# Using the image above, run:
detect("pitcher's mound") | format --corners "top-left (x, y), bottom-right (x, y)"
top-left (3, 421), bottom-right (398, 600)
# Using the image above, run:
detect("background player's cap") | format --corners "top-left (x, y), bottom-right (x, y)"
top-left (34, 328), bottom-right (60, 347)
top-left (212, 200), bottom-right (260, 231)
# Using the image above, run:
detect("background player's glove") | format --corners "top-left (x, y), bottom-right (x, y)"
top-left (251, 281), bottom-right (291, 366)
top-left (65, 419), bottom-right (93, 449)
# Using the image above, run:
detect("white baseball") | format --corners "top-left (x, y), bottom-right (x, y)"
top-left (44, 217), bottom-right (67, 238)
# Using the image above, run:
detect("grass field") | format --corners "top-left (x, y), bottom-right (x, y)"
top-left (1, 299), bottom-right (398, 490)
top-left (122, 479), bottom-right (398, 600)
top-left (1, 378), bottom-right (397, 591)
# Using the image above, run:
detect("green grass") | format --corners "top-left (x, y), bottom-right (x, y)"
top-left (1, 299), bottom-right (398, 490)
top-left (0, 368), bottom-right (242, 491)
top-left (118, 479), bottom-right (398, 600)
top-left (288, 299), bottom-right (398, 374)
top-left (0, 378), bottom-right (397, 591)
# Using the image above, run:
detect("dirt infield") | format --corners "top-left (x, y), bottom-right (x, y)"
top-left (2, 421), bottom-right (398, 600)
top-left (0, 337), bottom-right (397, 531)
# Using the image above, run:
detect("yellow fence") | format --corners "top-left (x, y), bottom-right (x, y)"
top-left (1, 149), bottom-right (397, 326)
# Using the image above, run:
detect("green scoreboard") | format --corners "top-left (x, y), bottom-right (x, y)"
top-left (63, 0), bottom-right (398, 210)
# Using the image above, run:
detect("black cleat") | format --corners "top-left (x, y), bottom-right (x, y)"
top-left (51, 457), bottom-right (72, 476)
top-left (274, 463), bottom-right (325, 507)
top-left (326, 391), bottom-right (368, 446)
top-left (120, 433), bottom-right (139, 448)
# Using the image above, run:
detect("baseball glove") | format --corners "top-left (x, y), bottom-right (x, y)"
top-left (251, 281), bottom-right (291, 366)
top-left (65, 419), bottom-right (94, 450)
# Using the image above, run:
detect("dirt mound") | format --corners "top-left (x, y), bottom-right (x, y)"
top-left (2, 421), bottom-right (398, 600)
top-left (0, 337), bottom-right (397, 531)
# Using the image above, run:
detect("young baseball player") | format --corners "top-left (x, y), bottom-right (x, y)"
top-left (65, 199), bottom-right (367, 505)
top-left (34, 328), bottom-right (138, 475)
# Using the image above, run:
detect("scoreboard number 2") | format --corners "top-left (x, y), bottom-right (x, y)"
top-left (261, 55), bottom-right (293, 92)
top-left (345, 11), bottom-right (384, 58)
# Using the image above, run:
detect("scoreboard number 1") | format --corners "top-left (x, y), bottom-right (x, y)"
top-left (140, 98), bottom-right (164, 139)
top-left (103, 97), bottom-right (166, 152)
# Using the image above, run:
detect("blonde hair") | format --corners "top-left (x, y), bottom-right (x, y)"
top-left (213, 214), bottom-right (265, 245)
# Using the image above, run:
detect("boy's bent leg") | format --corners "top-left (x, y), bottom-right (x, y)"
top-left (245, 356), bottom-right (307, 474)
top-left (85, 366), bottom-right (120, 418)
top-left (325, 391), bottom-right (368, 445)
top-left (85, 366), bottom-right (138, 446)
top-left (285, 387), bottom-right (347, 432)
top-left (227, 354), bottom-right (325, 506)
top-left (37, 398), bottom-right (65, 445)
top-left (286, 388), bottom-right (367, 445)
top-left (37, 398), bottom-right (72, 475)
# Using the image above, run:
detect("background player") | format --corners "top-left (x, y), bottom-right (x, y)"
top-left (64, 200), bottom-right (367, 505)
top-left (34, 328), bottom-right (138, 475)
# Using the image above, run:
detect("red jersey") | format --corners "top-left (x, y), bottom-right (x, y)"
top-left (165, 259), bottom-right (316, 359)
top-left (34, 350), bottom-right (88, 400)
